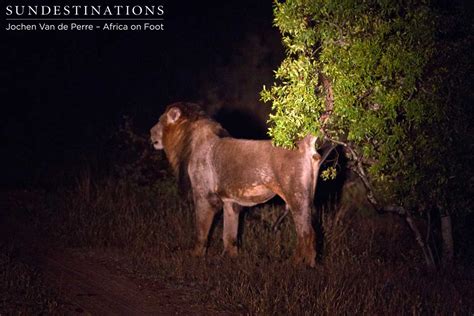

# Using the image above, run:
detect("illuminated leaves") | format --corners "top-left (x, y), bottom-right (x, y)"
top-left (261, 0), bottom-right (465, 208)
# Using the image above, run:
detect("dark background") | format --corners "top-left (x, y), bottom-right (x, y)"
top-left (2, 1), bottom-right (281, 187)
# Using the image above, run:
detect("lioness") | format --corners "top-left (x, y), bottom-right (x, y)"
top-left (150, 102), bottom-right (321, 267)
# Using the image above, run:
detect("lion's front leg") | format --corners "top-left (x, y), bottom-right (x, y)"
top-left (222, 201), bottom-right (241, 257)
top-left (192, 198), bottom-right (218, 257)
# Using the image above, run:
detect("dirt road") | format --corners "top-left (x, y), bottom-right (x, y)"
top-left (40, 250), bottom-right (220, 315)
top-left (1, 191), bottom-right (224, 315)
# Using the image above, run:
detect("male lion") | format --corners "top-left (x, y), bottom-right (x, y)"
top-left (150, 102), bottom-right (321, 267)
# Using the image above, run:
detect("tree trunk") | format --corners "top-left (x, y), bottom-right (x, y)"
top-left (440, 211), bottom-right (454, 264)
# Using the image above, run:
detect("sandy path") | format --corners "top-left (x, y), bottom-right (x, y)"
top-left (40, 251), bottom-right (218, 315)
top-left (1, 191), bottom-right (228, 315)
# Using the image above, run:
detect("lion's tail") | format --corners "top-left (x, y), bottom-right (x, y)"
top-left (298, 134), bottom-right (320, 160)
top-left (299, 134), bottom-right (337, 166)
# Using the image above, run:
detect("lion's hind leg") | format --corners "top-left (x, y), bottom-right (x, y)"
top-left (287, 199), bottom-right (317, 268)
top-left (222, 201), bottom-right (241, 257)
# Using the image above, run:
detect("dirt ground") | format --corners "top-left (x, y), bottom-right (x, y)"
top-left (3, 189), bottom-right (473, 314)
top-left (39, 249), bottom-right (223, 315)
top-left (0, 190), bottom-right (229, 315)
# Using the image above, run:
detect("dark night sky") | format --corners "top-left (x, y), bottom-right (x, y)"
top-left (2, 1), bottom-right (278, 186)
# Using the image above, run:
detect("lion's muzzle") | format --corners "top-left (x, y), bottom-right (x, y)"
top-left (150, 123), bottom-right (164, 150)
top-left (151, 140), bottom-right (163, 150)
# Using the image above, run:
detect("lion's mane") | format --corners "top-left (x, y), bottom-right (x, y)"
top-left (162, 102), bottom-right (229, 194)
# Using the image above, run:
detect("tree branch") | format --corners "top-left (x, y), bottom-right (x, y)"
top-left (318, 73), bottom-right (334, 115)
top-left (323, 136), bottom-right (436, 269)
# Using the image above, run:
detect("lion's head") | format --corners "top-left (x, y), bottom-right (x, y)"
top-left (150, 102), bottom-right (228, 192)
top-left (150, 102), bottom-right (204, 149)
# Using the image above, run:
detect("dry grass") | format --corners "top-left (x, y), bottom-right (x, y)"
top-left (30, 171), bottom-right (473, 315)
top-left (0, 229), bottom-right (62, 314)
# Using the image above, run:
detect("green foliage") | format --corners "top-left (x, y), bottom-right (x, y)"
top-left (262, 0), bottom-right (473, 214)
top-left (321, 166), bottom-right (337, 181)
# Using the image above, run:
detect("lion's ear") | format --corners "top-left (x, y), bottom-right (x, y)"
top-left (167, 107), bottom-right (181, 124)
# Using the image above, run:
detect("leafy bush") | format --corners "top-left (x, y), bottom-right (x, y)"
top-left (261, 0), bottom-right (472, 214)
top-left (261, 0), bottom-right (473, 266)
